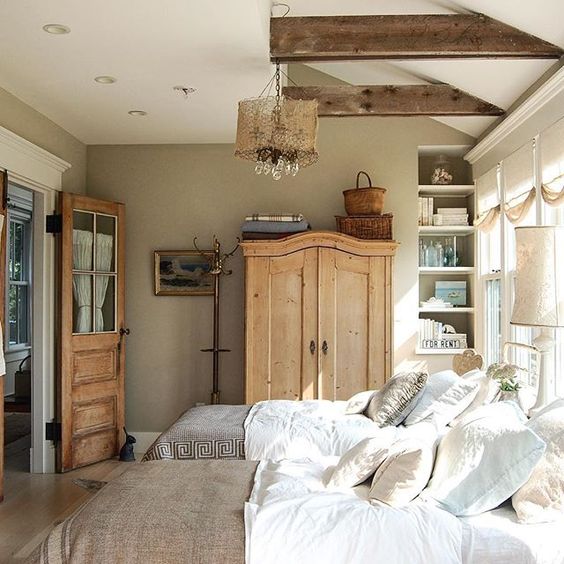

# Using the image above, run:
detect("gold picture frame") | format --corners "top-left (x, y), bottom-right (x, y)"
top-left (154, 250), bottom-right (214, 296)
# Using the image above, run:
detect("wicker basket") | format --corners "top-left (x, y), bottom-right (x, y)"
top-left (343, 171), bottom-right (387, 215)
top-left (336, 214), bottom-right (393, 240)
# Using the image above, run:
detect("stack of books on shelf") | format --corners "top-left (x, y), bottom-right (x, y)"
top-left (418, 197), bottom-right (434, 226)
top-left (418, 318), bottom-right (468, 350)
top-left (432, 208), bottom-right (469, 226)
top-left (241, 213), bottom-right (310, 240)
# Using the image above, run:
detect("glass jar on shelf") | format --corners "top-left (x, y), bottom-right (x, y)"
top-left (430, 154), bottom-right (453, 185)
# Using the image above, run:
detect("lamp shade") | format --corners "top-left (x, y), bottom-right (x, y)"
top-left (511, 226), bottom-right (564, 327)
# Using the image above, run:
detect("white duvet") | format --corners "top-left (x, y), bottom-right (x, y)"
top-left (245, 458), bottom-right (564, 564)
top-left (244, 400), bottom-right (397, 461)
top-left (245, 457), bottom-right (463, 564)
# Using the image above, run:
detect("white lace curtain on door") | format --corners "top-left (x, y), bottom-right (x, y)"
top-left (95, 233), bottom-right (113, 331)
top-left (73, 229), bottom-right (114, 332)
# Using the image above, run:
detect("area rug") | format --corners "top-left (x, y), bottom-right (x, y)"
top-left (4, 412), bottom-right (31, 444)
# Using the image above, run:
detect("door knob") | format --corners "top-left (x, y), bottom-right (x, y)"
top-left (322, 340), bottom-right (328, 355)
top-left (309, 340), bottom-right (316, 355)
top-left (119, 328), bottom-right (130, 336)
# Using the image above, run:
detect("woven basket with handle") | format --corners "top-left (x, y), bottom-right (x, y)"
top-left (343, 171), bottom-right (387, 215)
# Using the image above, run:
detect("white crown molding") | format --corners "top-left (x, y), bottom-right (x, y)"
top-left (465, 65), bottom-right (564, 165)
top-left (0, 125), bottom-right (71, 191)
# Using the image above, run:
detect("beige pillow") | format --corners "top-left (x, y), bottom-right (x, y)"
top-left (512, 400), bottom-right (564, 523)
top-left (365, 372), bottom-right (428, 427)
top-left (345, 390), bottom-right (377, 415)
top-left (327, 428), bottom-right (398, 489)
top-left (369, 425), bottom-right (437, 507)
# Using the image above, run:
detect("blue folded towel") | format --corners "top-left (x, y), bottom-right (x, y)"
top-left (241, 219), bottom-right (310, 233)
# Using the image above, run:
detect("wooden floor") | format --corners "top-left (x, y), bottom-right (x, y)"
top-left (0, 437), bottom-right (131, 563)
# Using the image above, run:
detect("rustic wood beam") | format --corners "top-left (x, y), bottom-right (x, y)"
top-left (271, 15), bottom-right (563, 61)
top-left (283, 85), bottom-right (505, 117)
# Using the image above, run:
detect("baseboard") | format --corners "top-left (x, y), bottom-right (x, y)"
top-left (129, 431), bottom-right (160, 455)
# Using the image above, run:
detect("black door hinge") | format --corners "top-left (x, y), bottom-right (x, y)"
top-left (46, 214), bottom-right (62, 234)
top-left (45, 421), bottom-right (62, 441)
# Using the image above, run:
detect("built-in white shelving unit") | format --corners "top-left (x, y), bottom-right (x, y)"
top-left (417, 146), bottom-right (476, 363)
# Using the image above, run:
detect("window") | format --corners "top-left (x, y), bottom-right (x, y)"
top-left (477, 123), bottom-right (564, 398)
top-left (6, 188), bottom-right (33, 350)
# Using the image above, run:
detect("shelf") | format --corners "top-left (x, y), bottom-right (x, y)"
top-left (419, 307), bottom-right (475, 313)
top-left (418, 266), bottom-right (474, 274)
top-left (416, 347), bottom-right (468, 355)
top-left (419, 226), bottom-right (474, 236)
top-left (418, 185), bottom-right (474, 197)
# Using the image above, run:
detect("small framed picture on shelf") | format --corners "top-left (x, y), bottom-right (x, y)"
top-left (435, 281), bottom-right (467, 306)
top-left (154, 250), bottom-right (214, 296)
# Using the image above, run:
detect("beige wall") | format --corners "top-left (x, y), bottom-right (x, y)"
top-left (0, 86), bottom-right (87, 193)
top-left (87, 116), bottom-right (473, 432)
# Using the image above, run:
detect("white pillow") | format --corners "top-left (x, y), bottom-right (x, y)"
top-left (404, 370), bottom-right (479, 427)
top-left (512, 400), bottom-right (564, 523)
top-left (327, 428), bottom-right (398, 488)
top-left (345, 390), bottom-right (377, 415)
top-left (449, 369), bottom-right (499, 427)
top-left (369, 422), bottom-right (438, 507)
top-left (421, 401), bottom-right (546, 516)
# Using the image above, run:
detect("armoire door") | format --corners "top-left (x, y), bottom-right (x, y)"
top-left (0, 171), bottom-right (7, 501)
top-left (318, 248), bottom-right (390, 400)
top-left (245, 248), bottom-right (318, 403)
top-left (57, 193), bottom-right (126, 472)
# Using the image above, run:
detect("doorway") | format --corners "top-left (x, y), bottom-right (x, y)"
top-left (3, 184), bottom-right (33, 473)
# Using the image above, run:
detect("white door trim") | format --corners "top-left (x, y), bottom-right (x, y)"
top-left (0, 126), bottom-right (71, 473)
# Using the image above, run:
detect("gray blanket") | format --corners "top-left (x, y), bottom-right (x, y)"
top-left (29, 460), bottom-right (258, 564)
top-left (143, 404), bottom-right (251, 461)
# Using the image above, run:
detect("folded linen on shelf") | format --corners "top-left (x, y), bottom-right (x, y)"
top-left (242, 232), bottom-right (307, 241)
top-left (241, 219), bottom-right (310, 234)
top-left (245, 213), bottom-right (304, 222)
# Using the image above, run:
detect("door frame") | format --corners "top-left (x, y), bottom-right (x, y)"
top-left (0, 125), bottom-right (71, 474)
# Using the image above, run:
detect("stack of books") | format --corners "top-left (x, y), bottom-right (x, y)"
top-left (418, 318), bottom-right (468, 350)
top-left (418, 197), bottom-right (434, 226)
top-left (432, 208), bottom-right (469, 226)
top-left (241, 213), bottom-right (310, 240)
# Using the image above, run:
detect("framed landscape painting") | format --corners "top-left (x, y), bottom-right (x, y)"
top-left (154, 250), bottom-right (214, 296)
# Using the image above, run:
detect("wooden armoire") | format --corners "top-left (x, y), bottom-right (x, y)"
top-left (242, 231), bottom-right (398, 403)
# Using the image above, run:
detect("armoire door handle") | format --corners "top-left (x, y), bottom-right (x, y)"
top-left (309, 340), bottom-right (316, 355)
top-left (322, 340), bottom-right (328, 355)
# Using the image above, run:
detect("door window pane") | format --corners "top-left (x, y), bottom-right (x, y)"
top-left (73, 212), bottom-right (94, 271)
top-left (95, 275), bottom-right (115, 332)
top-left (73, 274), bottom-right (93, 333)
top-left (96, 215), bottom-right (116, 273)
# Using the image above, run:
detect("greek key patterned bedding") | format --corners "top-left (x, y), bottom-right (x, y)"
top-left (143, 404), bottom-right (251, 461)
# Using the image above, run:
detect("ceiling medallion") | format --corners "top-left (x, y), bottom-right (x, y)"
top-left (234, 61), bottom-right (318, 180)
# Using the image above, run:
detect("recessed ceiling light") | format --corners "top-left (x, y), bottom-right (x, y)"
top-left (95, 76), bottom-right (117, 84)
top-left (128, 110), bottom-right (147, 117)
top-left (42, 24), bottom-right (71, 35)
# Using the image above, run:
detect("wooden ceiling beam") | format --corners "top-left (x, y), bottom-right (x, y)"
top-left (271, 15), bottom-right (563, 62)
top-left (283, 85), bottom-right (505, 117)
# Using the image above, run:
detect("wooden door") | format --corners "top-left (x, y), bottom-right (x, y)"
top-left (0, 171), bottom-right (7, 500)
top-left (245, 249), bottom-right (317, 403)
top-left (318, 248), bottom-right (390, 400)
top-left (58, 193), bottom-right (126, 472)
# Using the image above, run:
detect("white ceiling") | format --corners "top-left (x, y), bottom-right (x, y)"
top-left (0, 0), bottom-right (562, 144)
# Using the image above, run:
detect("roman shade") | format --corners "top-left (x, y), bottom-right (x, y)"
top-left (475, 165), bottom-right (500, 231)
top-left (540, 117), bottom-right (564, 206)
top-left (503, 141), bottom-right (536, 224)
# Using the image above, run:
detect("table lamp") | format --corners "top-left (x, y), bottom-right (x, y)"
top-left (511, 226), bottom-right (564, 414)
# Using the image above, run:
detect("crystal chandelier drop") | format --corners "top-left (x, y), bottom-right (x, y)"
top-left (234, 62), bottom-right (319, 180)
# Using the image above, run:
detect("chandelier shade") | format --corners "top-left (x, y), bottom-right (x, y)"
top-left (234, 63), bottom-right (319, 180)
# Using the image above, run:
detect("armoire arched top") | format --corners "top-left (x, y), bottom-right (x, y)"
top-left (241, 230), bottom-right (399, 257)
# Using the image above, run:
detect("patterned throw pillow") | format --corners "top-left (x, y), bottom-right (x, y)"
top-left (364, 372), bottom-right (428, 427)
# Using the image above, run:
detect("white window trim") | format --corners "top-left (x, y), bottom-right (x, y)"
top-left (0, 125), bottom-right (71, 473)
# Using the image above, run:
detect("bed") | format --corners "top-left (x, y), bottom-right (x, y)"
top-left (143, 400), bottom-right (388, 462)
top-left (30, 458), bottom-right (564, 564)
